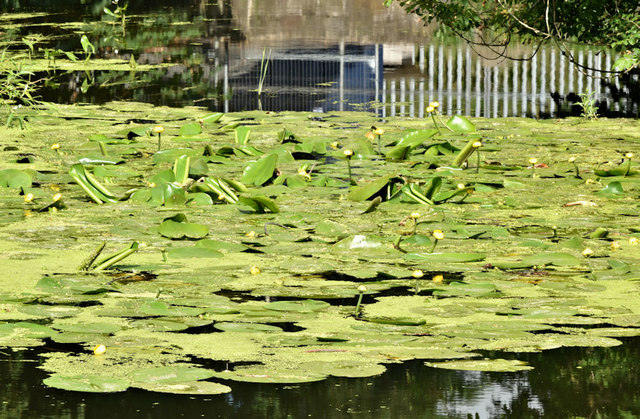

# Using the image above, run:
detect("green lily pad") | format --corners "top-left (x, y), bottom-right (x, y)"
top-left (43, 374), bottom-right (130, 393)
top-left (214, 322), bottom-right (283, 333)
top-left (129, 366), bottom-right (215, 385)
top-left (426, 358), bottom-right (533, 372)
top-left (211, 367), bottom-right (327, 383)
top-left (404, 253), bottom-right (486, 263)
top-left (432, 282), bottom-right (499, 298)
top-left (52, 322), bottom-right (122, 334)
top-left (135, 381), bottom-right (232, 395)
top-left (264, 300), bottom-right (330, 313)
top-left (299, 361), bottom-right (386, 378)
top-left (158, 213), bottom-right (209, 239)
top-left (0, 169), bottom-right (32, 189)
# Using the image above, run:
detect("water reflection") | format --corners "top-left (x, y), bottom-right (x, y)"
top-left (4, 0), bottom-right (640, 116)
top-left (2, 339), bottom-right (640, 418)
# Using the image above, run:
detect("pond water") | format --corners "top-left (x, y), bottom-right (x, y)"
top-left (3, 0), bottom-right (639, 117)
top-left (3, 337), bottom-right (640, 418)
top-left (3, 2), bottom-right (640, 418)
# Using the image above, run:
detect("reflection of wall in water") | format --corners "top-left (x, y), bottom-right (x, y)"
top-left (226, 44), bottom-right (384, 112)
top-left (383, 44), bottom-right (638, 118)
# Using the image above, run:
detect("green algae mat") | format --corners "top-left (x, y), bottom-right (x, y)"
top-left (1, 102), bottom-right (640, 393)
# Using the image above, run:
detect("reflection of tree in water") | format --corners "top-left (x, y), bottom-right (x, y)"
top-left (552, 72), bottom-right (640, 118)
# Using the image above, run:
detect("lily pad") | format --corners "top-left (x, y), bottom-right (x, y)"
top-left (426, 358), bottom-right (533, 372)
top-left (43, 374), bottom-right (130, 393)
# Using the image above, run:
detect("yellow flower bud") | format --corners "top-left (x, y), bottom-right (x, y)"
top-left (430, 101), bottom-right (440, 108)
top-left (246, 231), bottom-right (256, 239)
top-left (472, 141), bottom-right (482, 148)
top-left (410, 212), bottom-right (420, 219)
top-left (250, 266), bottom-right (261, 275)
top-left (610, 241), bottom-right (620, 251)
top-left (432, 274), bottom-right (444, 283)
top-left (357, 285), bottom-right (368, 293)
top-left (374, 128), bottom-right (384, 136)
top-left (51, 143), bottom-right (60, 150)
top-left (24, 193), bottom-right (34, 202)
top-left (630, 237), bottom-right (639, 246)
top-left (330, 141), bottom-right (339, 150)
top-left (412, 270), bottom-right (424, 279)
top-left (625, 152), bottom-right (633, 159)
top-left (432, 230), bottom-right (444, 240)
top-left (153, 125), bottom-right (165, 134)
top-left (426, 106), bottom-right (435, 113)
top-left (218, 194), bottom-right (226, 201)
top-left (568, 156), bottom-right (576, 163)
top-left (52, 193), bottom-right (62, 202)
top-left (343, 149), bottom-right (354, 158)
top-left (582, 248), bottom-right (594, 257)
top-left (529, 158), bottom-right (538, 165)
top-left (457, 183), bottom-right (465, 189)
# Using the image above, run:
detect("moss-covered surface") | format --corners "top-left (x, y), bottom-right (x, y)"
top-left (1, 102), bottom-right (640, 392)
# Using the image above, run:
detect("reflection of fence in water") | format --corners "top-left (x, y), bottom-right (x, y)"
top-left (382, 44), bottom-right (637, 118)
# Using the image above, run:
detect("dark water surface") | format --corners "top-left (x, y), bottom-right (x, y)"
top-left (3, 0), bottom-right (639, 117)
top-left (2, 338), bottom-right (640, 418)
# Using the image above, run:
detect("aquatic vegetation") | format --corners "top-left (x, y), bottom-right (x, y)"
top-left (1, 103), bottom-right (640, 395)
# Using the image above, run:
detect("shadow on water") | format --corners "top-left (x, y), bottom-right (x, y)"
top-left (1, 337), bottom-right (640, 418)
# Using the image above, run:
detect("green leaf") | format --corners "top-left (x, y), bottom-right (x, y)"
top-left (44, 375), bottom-right (129, 393)
top-left (179, 122), bottom-right (202, 136)
top-left (596, 181), bottom-right (624, 197)
top-left (347, 175), bottom-right (397, 201)
top-left (236, 195), bottom-right (280, 214)
top-left (201, 112), bottom-right (224, 125)
top-left (446, 115), bottom-right (476, 133)
top-left (129, 366), bottom-right (215, 385)
top-left (214, 322), bottom-right (283, 333)
top-left (69, 164), bottom-right (118, 204)
top-left (235, 126), bottom-right (251, 144)
top-left (0, 169), bottom-right (31, 189)
top-left (427, 359), bottom-right (532, 372)
top-left (158, 214), bottom-right (209, 239)
top-left (404, 252), bottom-right (486, 263)
top-left (241, 153), bottom-right (278, 186)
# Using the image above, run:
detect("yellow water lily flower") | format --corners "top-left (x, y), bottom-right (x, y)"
top-left (412, 270), bottom-right (424, 279)
top-left (410, 212), bottom-right (421, 219)
top-left (357, 285), bottom-right (368, 293)
top-left (153, 125), bottom-right (165, 134)
top-left (528, 157), bottom-right (538, 165)
top-left (432, 274), bottom-right (444, 283)
top-left (250, 266), bottom-right (261, 275)
top-left (343, 149), bottom-right (354, 158)
top-left (52, 193), bottom-right (62, 202)
top-left (426, 105), bottom-right (435, 113)
top-left (24, 193), bottom-right (34, 202)
top-left (582, 248), bottom-right (594, 257)
top-left (432, 230), bottom-right (444, 240)
top-left (93, 344), bottom-right (106, 355)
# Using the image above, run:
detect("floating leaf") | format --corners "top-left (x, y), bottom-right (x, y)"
top-left (0, 169), bottom-right (31, 189)
top-left (136, 381), bottom-right (231, 395)
top-left (43, 375), bottom-right (129, 393)
top-left (130, 366), bottom-right (215, 385)
top-left (427, 358), bottom-right (532, 372)
top-left (347, 175), bottom-right (398, 202)
top-left (405, 253), bottom-right (486, 263)
top-left (264, 300), bottom-right (330, 313)
top-left (211, 367), bottom-right (326, 383)
top-left (214, 322), bottom-right (283, 333)
top-left (158, 213), bottom-right (209, 239)
top-left (179, 122), bottom-right (202, 136)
